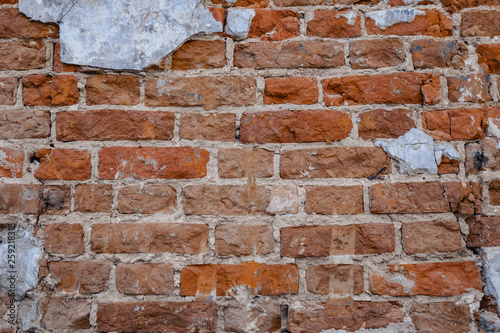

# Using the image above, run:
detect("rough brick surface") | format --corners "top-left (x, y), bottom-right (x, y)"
top-left (0, 110), bottom-right (50, 139)
top-left (411, 39), bottom-right (468, 69)
top-left (0, 40), bottom-right (46, 71)
top-left (307, 10), bottom-right (362, 38)
top-left (45, 223), bottom-right (84, 254)
top-left (118, 185), bottom-right (176, 214)
top-left (249, 9), bottom-right (300, 41)
top-left (0, 78), bottom-right (18, 105)
top-left (180, 113), bottom-right (235, 141)
top-left (306, 264), bottom-right (364, 295)
top-left (477, 43), bottom-right (500, 73)
top-left (172, 40), bottom-right (226, 70)
top-left (86, 75), bottom-right (140, 105)
top-left (350, 39), bottom-right (404, 69)
top-left (47, 261), bottom-right (110, 294)
top-left (305, 186), bottom-right (363, 215)
top-left (115, 263), bottom-right (173, 295)
top-left (402, 220), bottom-right (462, 254)
top-left (264, 77), bottom-right (319, 105)
top-left (75, 184), bottom-right (113, 213)
top-left (23, 75), bottom-right (79, 106)
top-left (422, 108), bottom-right (486, 140)
top-left (0, 148), bottom-right (23, 178)
top-left (358, 109), bottom-right (415, 139)
top-left (34, 149), bottom-right (91, 180)
top-left (215, 224), bottom-right (274, 256)
top-left (410, 302), bottom-right (471, 333)
top-left (466, 216), bottom-right (500, 247)
top-left (218, 148), bottom-right (274, 178)
top-left (447, 74), bottom-right (492, 103)
top-left (489, 179), bottom-right (500, 205)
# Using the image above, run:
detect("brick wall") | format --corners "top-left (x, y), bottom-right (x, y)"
top-left (1, 0), bottom-right (500, 331)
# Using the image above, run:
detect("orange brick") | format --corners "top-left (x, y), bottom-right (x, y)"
top-left (118, 185), bottom-right (176, 214)
top-left (422, 108), bottom-right (486, 141)
top-left (75, 184), bottom-right (113, 213)
top-left (116, 264), bottom-right (173, 295)
top-left (23, 75), bottom-right (79, 106)
top-left (172, 40), bottom-right (226, 70)
top-left (0, 148), bottom-right (23, 178)
top-left (34, 149), bottom-right (91, 181)
top-left (215, 224), bottom-right (274, 256)
top-left (48, 261), bottom-right (110, 294)
top-left (249, 9), bottom-right (300, 41)
top-left (264, 77), bottom-right (318, 105)
top-left (402, 221), bottom-right (462, 254)
top-left (307, 10), bottom-right (362, 38)
top-left (86, 75), bottom-right (140, 105)
top-left (0, 8), bottom-right (58, 38)
top-left (305, 186), bottom-right (363, 215)
top-left (218, 148), bottom-right (274, 178)
top-left (45, 223), bottom-right (84, 254)
top-left (180, 113), bottom-right (235, 141)
top-left (307, 264), bottom-right (364, 295)
top-left (358, 109), bottom-right (415, 139)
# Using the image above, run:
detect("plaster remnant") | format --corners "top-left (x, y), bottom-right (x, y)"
top-left (0, 224), bottom-right (42, 300)
top-left (488, 119), bottom-right (500, 150)
top-left (338, 11), bottom-right (358, 25)
top-left (225, 8), bottom-right (255, 40)
top-left (481, 247), bottom-right (500, 315)
top-left (376, 128), bottom-right (459, 174)
top-left (366, 9), bottom-right (425, 30)
top-left (19, 0), bottom-right (223, 70)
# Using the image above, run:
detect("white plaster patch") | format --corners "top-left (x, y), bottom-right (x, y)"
top-left (338, 11), bottom-right (358, 25)
top-left (225, 8), bottom-right (255, 40)
top-left (366, 8), bottom-right (425, 30)
top-left (482, 247), bottom-right (500, 315)
top-left (488, 119), bottom-right (500, 150)
top-left (19, 0), bottom-right (223, 70)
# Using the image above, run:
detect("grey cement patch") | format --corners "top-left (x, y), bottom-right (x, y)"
top-left (19, 0), bottom-right (222, 70)
top-left (482, 247), bottom-right (500, 315)
top-left (225, 8), bottom-right (255, 40)
top-left (366, 8), bottom-right (425, 30)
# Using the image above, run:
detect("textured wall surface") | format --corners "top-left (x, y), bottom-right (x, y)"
top-left (0, 0), bottom-right (500, 332)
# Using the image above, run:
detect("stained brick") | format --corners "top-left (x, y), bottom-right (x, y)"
top-left (305, 186), bottom-right (363, 215)
top-left (45, 223), bottom-right (84, 254)
top-left (48, 261), bottom-right (110, 294)
top-left (402, 221), bottom-right (462, 254)
top-left (172, 40), bottom-right (226, 70)
top-left (75, 184), bottom-right (113, 213)
top-left (215, 224), bottom-right (274, 256)
top-left (118, 185), bottom-right (176, 214)
top-left (116, 264), bottom-right (173, 295)
top-left (411, 39), bottom-right (468, 69)
top-left (180, 113), bottom-right (235, 141)
top-left (422, 108), bottom-right (486, 141)
top-left (0, 148), bottom-right (23, 178)
top-left (358, 109), bottom-right (415, 139)
top-left (264, 77), bottom-right (319, 105)
top-left (447, 74), bottom-right (491, 103)
top-left (249, 9), bottom-right (300, 41)
top-left (218, 148), bottom-right (274, 178)
top-left (34, 149), bottom-right (91, 181)
top-left (350, 39), bottom-right (404, 69)
top-left (466, 216), bottom-right (500, 247)
top-left (0, 77), bottom-right (18, 105)
top-left (86, 75), bottom-right (140, 105)
top-left (307, 10), bottom-right (362, 38)
top-left (0, 109), bottom-right (50, 139)
top-left (307, 264), bottom-right (364, 295)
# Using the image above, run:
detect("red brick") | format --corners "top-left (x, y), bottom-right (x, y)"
top-left (350, 39), bottom-right (404, 69)
top-left (213, 0), bottom-right (268, 7)
top-left (366, 9), bottom-right (452, 37)
top-left (47, 261), bottom-right (110, 293)
top-left (240, 110), bottom-right (351, 143)
top-left (116, 263), bottom-right (173, 295)
top-left (91, 223), bottom-right (208, 254)
top-left (264, 77), bottom-right (319, 105)
top-left (145, 77), bottom-right (256, 110)
top-left (0, 109), bottom-right (50, 139)
top-left (358, 109), bottom-right (415, 139)
top-left (53, 43), bottom-right (81, 73)
top-left (249, 9), bottom-right (300, 41)
top-left (97, 302), bottom-right (216, 333)
top-left (489, 179), bottom-right (500, 205)
top-left (99, 147), bottom-right (209, 180)
top-left (443, 0), bottom-right (500, 12)
top-left (438, 155), bottom-right (460, 174)
top-left (34, 148), bottom-right (91, 180)
top-left (307, 264), bottom-right (364, 295)
top-left (402, 221), bottom-right (462, 254)
top-left (184, 185), bottom-right (298, 215)
top-left (23, 75), bottom-right (79, 106)
top-left (0, 0), bottom-right (17, 3)
top-left (288, 299), bottom-right (404, 332)
top-left (462, 10), bottom-right (500, 37)
top-left (171, 40), bottom-right (226, 70)
top-left (323, 73), bottom-right (440, 106)
top-left (447, 74), bottom-right (492, 103)
top-left (234, 41), bottom-right (344, 69)
top-left (466, 215), bottom-right (500, 247)
top-left (0, 184), bottom-right (71, 215)
top-left (443, 181), bottom-right (482, 215)
top-left (281, 147), bottom-right (390, 179)
top-left (276, 0), bottom-right (378, 4)
top-left (215, 224), bottom-right (274, 256)
top-left (422, 108), bottom-right (486, 141)
top-left (0, 77), bottom-right (18, 105)
top-left (370, 261), bottom-right (482, 296)
top-left (118, 185), bottom-right (176, 214)
top-left (75, 184), bottom-right (113, 213)
top-left (0, 148), bottom-right (23, 178)
top-left (180, 113), bottom-right (235, 141)
top-left (281, 224), bottom-right (395, 257)
top-left (57, 110), bottom-right (174, 141)
top-left (86, 75), bottom-right (140, 105)
top-left (45, 223), bottom-right (84, 254)
top-left (40, 186), bottom-right (72, 215)
top-left (465, 139), bottom-right (500, 174)
top-left (180, 262), bottom-right (298, 296)
top-left (307, 10), bottom-right (362, 38)
top-left (477, 44), bottom-right (500, 74)
top-left (224, 303), bottom-right (281, 333)
top-left (410, 302), bottom-right (471, 333)
top-left (305, 186), bottom-right (363, 215)
top-left (40, 297), bottom-right (91, 330)
top-left (218, 148), bottom-right (274, 178)
top-left (411, 39), bottom-right (468, 69)
top-left (0, 8), bottom-right (58, 38)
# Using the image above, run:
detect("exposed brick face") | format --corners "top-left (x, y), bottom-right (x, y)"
top-left (171, 40), bottom-right (226, 70)
top-left (402, 221), bottom-right (462, 254)
top-left (0, 110), bottom-right (50, 139)
top-left (0, 77), bottom-right (18, 105)
top-left (0, 148), bottom-right (23, 178)
top-left (264, 77), bottom-right (319, 105)
top-left (0, 40), bottom-right (46, 70)
top-left (305, 186), bottom-right (363, 215)
top-left (23, 75), bottom-right (79, 106)
top-left (34, 149), bottom-right (91, 180)
top-left (45, 224), bottom-right (84, 254)
top-left (350, 39), bottom-right (404, 69)
top-left (218, 148), bottom-right (274, 178)
top-left (249, 9), bottom-right (300, 41)
top-left (118, 185), bottom-right (176, 214)
top-left (47, 261), bottom-right (110, 293)
top-left (215, 224), bottom-right (274, 256)
top-left (115, 264), bottom-right (173, 295)
top-left (411, 39), bottom-right (468, 69)
top-left (307, 10), bottom-right (362, 38)
top-left (358, 109), bottom-right (415, 139)
top-left (86, 75), bottom-right (140, 105)
top-left (180, 113), bottom-right (235, 141)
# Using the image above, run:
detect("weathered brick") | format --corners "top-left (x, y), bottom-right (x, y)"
top-left (402, 221), bottom-right (462, 254)
top-left (249, 9), bottom-right (300, 41)
top-left (184, 185), bottom-right (298, 215)
top-left (264, 77), bottom-right (318, 105)
top-left (276, 0), bottom-right (377, 4)
top-left (213, 0), bottom-right (268, 6)
top-left (323, 73), bottom-right (440, 106)
top-left (462, 10), bottom-right (500, 37)
top-left (40, 186), bottom-right (72, 215)
top-left (23, 75), bottom-right (79, 106)
top-left (224, 303), bottom-right (281, 333)
top-left (0, 8), bottom-right (58, 38)
top-left (0, 109), bottom-right (50, 139)
top-left (48, 261), bottom-right (110, 294)
top-left (307, 10), bottom-right (362, 38)
top-left (56, 110), bottom-right (175, 141)
top-left (489, 179), bottom-right (500, 205)
top-left (145, 77), bottom-right (256, 110)
top-left (281, 147), bottom-right (390, 179)
top-left (0, 78), bottom-right (18, 105)
top-left (288, 299), bottom-right (404, 332)
top-left (410, 302), bottom-right (471, 333)
top-left (0, 40), bottom-right (45, 71)
top-left (118, 185), bottom-right (176, 214)
top-left (240, 110), bottom-right (351, 143)
top-left (0, 184), bottom-right (71, 215)
top-left (350, 39), bottom-right (404, 69)
top-left (366, 9), bottom-right (452, 37)
top-left (97, 302), bottom-right (216, 333)
top-left (40, 297), bottom-right (91, 330)
top-left (180, 262), bottom-right (298, 296)
top-left (443, 0), bottom-right (500, 12)
top-left (307, 264), bottom-right (364, 295)
top-left (447, 74), bottom-right (491, 103)
top-left (45, 223), bottom-right (84, 255)
top-left (218, 148), bottom-right (274, 178)
top-left (215, 224), bottom-right (274, 256)
top-left (0, 148), bottom-right (23, 178)
top-left (422, 108), bottom-right (486, 140)
top-left (358, 109), bottom-right (415, 139)
top-left (116, 263), bottom-right (173, 295)
top-left (466, 216), bottom-right (500, 247)
top-left (86, 75), bottom-right (140, 105)
top-left (180, 113), bottom-right (235, 141)
top-left (53, 43), bottom-right (81, 73)
top-left (99, 147), bottom-right (209, 179)
top-left (411, 39), bottom-right (468, 69)
top-left (91, 223), bottom-right (208, 254)
top-left (443, 181), bottom-right (482, 215)
top-left (465, 139), bottom-right (500, 174)
top-left (171, 40), bottom-right (226, 70)
top-left (477, 44), bottom-right (500, 74)
top-left (305, 186), bottom-right (363, 215)
top-left (34, 148), bottom-right (91, 180)
top-left (438, 155), bottom-right (460, 175)
top-left (234, 41), bottom-right (344, 69)
top-left (281, 224), bottom-right (395, 257)
top-left (370, 261), bottom-right (482, 296)
top-left (75, 184), bottom-right (113, 213)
